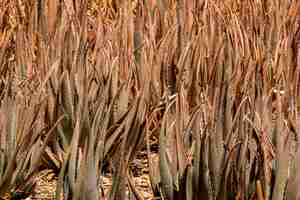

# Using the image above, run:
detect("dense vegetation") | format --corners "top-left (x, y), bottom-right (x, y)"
top-left (0, 0), bottom-right (300, 199)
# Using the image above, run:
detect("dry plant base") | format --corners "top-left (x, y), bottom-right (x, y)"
top-left (26, 151), bottom-right (154, 200)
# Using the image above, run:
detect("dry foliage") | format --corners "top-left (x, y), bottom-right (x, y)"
top-left (0, 0), bottom-right (300, 199)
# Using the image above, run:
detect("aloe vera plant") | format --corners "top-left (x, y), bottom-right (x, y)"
top-left (0, 0), bottom-right (300, 200)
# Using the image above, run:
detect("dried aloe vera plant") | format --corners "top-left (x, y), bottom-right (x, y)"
top-left (0, 0), bottom-right (300, 199)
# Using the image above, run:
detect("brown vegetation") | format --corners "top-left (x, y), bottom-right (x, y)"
top-left (0, 0), bottom-right (300, 199)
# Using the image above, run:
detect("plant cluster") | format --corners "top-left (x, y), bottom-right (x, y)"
top-left (0, 0), bottom-right (300, 199)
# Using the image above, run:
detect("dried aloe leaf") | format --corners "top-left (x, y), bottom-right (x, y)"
top-left (159, 103), bottom-right (175, 199)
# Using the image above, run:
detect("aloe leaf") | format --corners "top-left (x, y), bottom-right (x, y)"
top-left (159, 108), bottom-right (174, 199)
